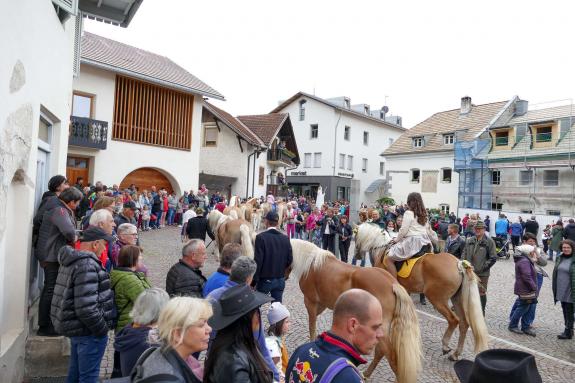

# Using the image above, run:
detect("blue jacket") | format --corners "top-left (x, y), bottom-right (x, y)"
top-left (495, 218), bottom-right (509, 235)
top-left (286, 332), bottom-right (365, 383)
top-left (203, 269), bottom-right (230, 297)
top-left (511, 222), bottom-right (523, 237)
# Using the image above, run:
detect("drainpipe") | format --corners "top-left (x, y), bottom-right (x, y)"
top-left (252, 149), bottom-right (260, 197)
top-left (246, 149), bottom-right (257, 199)
top-left (332, 110), bottom-right (343, 177)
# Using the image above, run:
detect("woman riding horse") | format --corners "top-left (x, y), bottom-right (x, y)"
top-left (385, 192), bottom-right (438, 279)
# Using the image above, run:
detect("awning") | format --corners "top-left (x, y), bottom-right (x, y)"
top-left (365, 179), bottom-right (386, 193)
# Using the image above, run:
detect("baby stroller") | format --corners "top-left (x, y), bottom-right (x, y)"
top-left (493, 235), bottom-right (511, 259)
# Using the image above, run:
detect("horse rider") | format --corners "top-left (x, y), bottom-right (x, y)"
top-left (384, 192), bottom-right (438, 279)
top-left (267, 192), bottom-right (277, 213)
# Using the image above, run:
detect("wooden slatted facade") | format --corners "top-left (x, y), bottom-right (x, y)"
top-left (112, 75), bottom-right (194, 150)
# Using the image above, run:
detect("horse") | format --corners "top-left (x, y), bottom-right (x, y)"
top-left (354, 223), bottom-right (489, 361)
top-left (242, 197), bottom-right (259, 224)
top-left (207, 210), bottom-right (255, 259)
top-left (289, 239), bottom-right (422, 382)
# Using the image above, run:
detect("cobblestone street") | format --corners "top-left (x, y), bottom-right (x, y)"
top-left (103, 227), bottom-right (575, 382)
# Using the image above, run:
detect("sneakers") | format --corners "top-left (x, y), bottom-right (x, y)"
top-left (508, 327), bottom-right (523, 335)
top-left (522, 328), bottom-right (536, 337)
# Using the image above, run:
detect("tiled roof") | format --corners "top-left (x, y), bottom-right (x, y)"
top-left (237, 114), bottom-right (290, 146)
top-left (383, 101), bottom-right (509, 156)
top-left (271, 92), bottom-right (406, 131)
top-left (81, 32), bottom-right (224, 100)
top-left (203, 102), bottom-right (264, 147)
top-left (499, 104), bottom-right (575, 126)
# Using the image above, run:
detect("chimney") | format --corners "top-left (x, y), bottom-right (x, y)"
top-left (515, 100), bottom-right (528, 116)
top-left (460, 96), bottom-right (472, 115)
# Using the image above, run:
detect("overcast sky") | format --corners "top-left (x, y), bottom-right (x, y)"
top-left (85, 0), bottom-right (575, 128)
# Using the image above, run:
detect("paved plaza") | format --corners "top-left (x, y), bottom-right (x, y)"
top-left (102, 227), bottom-right (575, 382)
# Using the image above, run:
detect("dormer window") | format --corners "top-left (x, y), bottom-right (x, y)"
top-left (443, 133), bottom-right (454, 145)
top-left (299, 99), bottom-right (307, 121)
top-left (495, 131), bottom-right (509, 146)
top-left (535, 126), bottom-right (552, 143)
top-left (344, 98), bottom-right (350, 109)
top-left (412, 136), bottom-right (424, 148)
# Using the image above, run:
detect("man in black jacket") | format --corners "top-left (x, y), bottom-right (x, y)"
top-left (51, 226), bottom-right (116, 382)
top-left (563, 219), bottom-right (575, 241)
top-left (253, 211), bottom-right (293, 302)
top-left (166, 239), bottom-right (207, 298)
top-left (524, 216), bottom-right (539, 237)
top-left (186, 207), bottom-right (215, 241)
top-left (444, 224), bottom-right (466, 259)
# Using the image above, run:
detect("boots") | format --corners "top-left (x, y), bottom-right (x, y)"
top-left (480, 295), bottom-right (487, 317)
top-left (557, 328), bottom-right (573, 340)
top-left (419, 293), bottom-right (427, 305)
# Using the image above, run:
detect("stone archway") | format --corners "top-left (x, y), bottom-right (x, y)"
top-left (120, 167), bottom-right (176, 194)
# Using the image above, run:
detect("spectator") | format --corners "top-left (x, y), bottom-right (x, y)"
top-left (510, 218), bottom-right (523, 252)
top-left (35, 187), bottom-right (81, 336)
top-left (454, 349), bottom-right (542, 383)
top-left (484, 215), bottom-right (491, 236)
top-left (320, 208), bottom-right (338, 253)
top-left (185, 207), bottom-right (215, 242)
top-left (462, 213), bottom-right (470, 231)
top-left (203, 243), bottom-right (242, 296)
top-left (115, 200), bottom-right (137, 228)
top-left (337, 215), bottom-right (353, 263)
top-left (181, 204), bottom-right (197, 240)
top-left (508, 244), bottom-right (538, 336)
top-left (205, 284), bottom-right (274, 383)
top-left (50, 227), bottom-right (116, 382)
top-left (462, 221), bottom-right (497, 315)
top-left (88, 209), bottom-right (117, 271)
top-left (166, 239), bottom-right (207, 298)
top-left (542, 224), bottom-right (551, 255)
top-left (265, 302), bottom-right (291, 380)
top-left (254, 211), bottom-right (293, 302)
top-left (114, 288), bottom-right (169, 376)
top-left (370, 210), bottom-right (386, 230)
top-left (141, 204), bottom-right (151, 231)
top-left (306, 207), bottom-right (322, 243)
top-left (32, 175), bottom-right (69, 248)
top-left (133, 297), bottom-right (212, 383)
top-left (208, 256), bottom-right (256, 302)
top-left (286, 289), bottom-right (384, 383)
top-left (552, 239), bottom-right (575, 340)
top-left (465, 214), bottom-right (478, 237)
top-left (167, 191), bottom-right (178, 225)
top-left (386, 220), bottom-right (399, 239)
top-left (151, 189), bottom-right (162, 229)
top-left (549, 220), bottom-right (564, 261)
top-left (563, 218), bottom-right (575, 242)
top-left (110, 223), bottom-right (139, 268)
top-left (524, 215), bottom-right (539, 238)
top-left (445, 224), bottom-right (466, 259)
top-left (449, 212), bottom-right (457, 224)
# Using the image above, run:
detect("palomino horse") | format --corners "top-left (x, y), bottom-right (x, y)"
top-left (354, 224), bottom-right (489, 361)
top-left (207, 210), bottom-right (255, 259)
top-left (242, 197), bottom-right (259, 224)
top-left (290, 239), bottom-right (422, 383)
top-left (261, 200), bottom-right (287, 228)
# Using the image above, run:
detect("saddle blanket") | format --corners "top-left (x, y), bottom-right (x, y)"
top-left (396, 255), bottom-right (426, 278)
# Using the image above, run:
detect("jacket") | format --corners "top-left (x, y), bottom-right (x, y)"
top-left (444, 235), bottom-right (466, 259)
top-left (550, 226), bottom-right (564, 251)
top-left (461, 234), bottom-right (497, 277)
top-left (114, 213), bottom-right (136, 228)
top-left (165, 260), bottom-right (206, 298)
top-left (203, 268), bottom-right (230, 297)
top-left (135, 347), bottom-right (201, 383)
top-left (35, 199), bottom-right (77, 263)
top-left (495, 219), bottom-right (509, 235)
top-left (510, 222), bottom-right (523, 237)
top-left (114, 324), bottom-right (154, 376)
top-left (32, 192), bottom-right (59, 247)
top-left (563, 223), bottom-right (575, 242)
top-left (320, 216), bottom-right (338, 236)
top-left (205, 345), bottom-right (273, 383)
top-left (110, 268), bottom-right (151, 332)
top-left (254, 228), bottom-right (293, 283)
top-left (338, 223), bottom-right (353, 243)
top-left (186, 216), bottom-right (215, 241)
top-left (50, 246), bottom-right (116, 337)
top-left (286, 332), bottom-right (365, 383)
top-left (524, 220), bottom-right (539, 236)
top-left (552, 254), bottom-right (575, 304)
top-left (513, 254), bottom-right (537, 297)
top-left (151, 194), bottom-right (162, 213)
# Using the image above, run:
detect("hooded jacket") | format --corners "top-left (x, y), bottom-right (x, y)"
top-left (110, 268), bottom-right (151, 332)
top-left (114, 324), bottom-right (155, 376)
top-left (51, 246), bottom-right (116, 337)
top-left (34, 198), bottom-right (76, 263)
top-left (32, 192), bottom-right (58, 247)
top-left (563, 223), bottom-right (575, 242)
top-left (513, 252), bottom-right (537, 297)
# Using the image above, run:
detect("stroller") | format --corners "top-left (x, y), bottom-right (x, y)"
top-left (493, 235), bottom-right (511, 259)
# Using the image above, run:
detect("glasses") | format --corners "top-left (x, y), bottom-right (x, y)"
top-left (125, 233), bottom-right (138, 236)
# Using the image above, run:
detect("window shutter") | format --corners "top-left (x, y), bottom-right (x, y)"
top-left (559, 117), bottom-right (572, 141)
top-left (73, 12), bottom-right (83, 77)
top-left (515, 123), bottom-right (527, 145)
top-left (52, 0), bottom-right (77, 15)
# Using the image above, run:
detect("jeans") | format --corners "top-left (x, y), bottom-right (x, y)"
top-left (339, 240), bottom-right (351, 263)
top-left (38, 262), bottom-right (60, 329)
top-left (548, 249), bottom-right (558, 260)
top-left (509, 273), bottom-right (543, 327)
top-left (67, 335), bottom-right (108, 383)
top-left (167, 208), bottom-right (175, 225)
top-left (509, 300), bottom-right (534, 331)
top-left (152, 211), bottom-right (162, 228)
top-left (352, 252), bottom-right (366, 267)
top-left (256, 278), bottom-right (286, 302)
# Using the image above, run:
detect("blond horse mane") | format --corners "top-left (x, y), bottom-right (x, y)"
top-left (354, 223), bottom-right (391, 254)
top-left (207, 209), bottom-right (231, 234)
top-left (289, 239), bottom-right (335, 281)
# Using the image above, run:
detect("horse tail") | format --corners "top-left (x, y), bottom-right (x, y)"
top-left (240, 224), bottom-right (254, 258)
top-left (460, 263), bottom-right (489, 353)
top-left (229, 209), bottom-right (239, 220)
top-left (391, 283), bottom-right (422, 383)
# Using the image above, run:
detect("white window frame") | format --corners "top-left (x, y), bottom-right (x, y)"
top-left (304, 153), bottom-right (312, 168)
top-left (491, 170), bottom-right (501, 185)
top-left (441, 168), bottom-right (452, 183)
top-left (347, 155), bottom-right (353, 171)
top-left (363, 131), bottom-right (369, 146)
top-left (344, 126), bottom-right (350, 141)
top-left (543, 170), bottom-right (559, 187)
top-left (310, 124), bottom-right (318, 139)
top-left (362, 158), bottom-right (368, 173)
top-left (443, 133), bottom-right (455, 145)
top-left (339, 154), bottom-right (345, 169)
top-left (299, 100), bottom-right (306, 121)
top-left (412, 136), bottom-right (423, 148)
top-left (203, 123), bottom-right (218, 147)
top-left (519, 170), bottom-right (533, 186)
top-left (313, 152), bottom-right (322, 168)
top-left (379, 162), bottom-right (385, 176)
top-left (439, 204), bottom-right (450, 213)
top-left (411, 169), bottom-right (420, 183)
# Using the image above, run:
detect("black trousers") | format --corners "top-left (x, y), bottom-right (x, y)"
top-left (339, 240), bottom-right (351, 263)
top-left (561, 302), bottom-right (574, 330)
top-left (38, 262), bottom-right (60, 329)
top-left (322, 234), bottom-right (335, 254)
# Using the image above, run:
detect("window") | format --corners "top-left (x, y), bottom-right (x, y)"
top-left (379, 162), bottom-right (385, 176)
top-left (299, 100), bottom-right (306, 121)
top-left (304, 153), bottom-right (312, 168)
top-left (411, 169), bottom-right (420, 183)
top-left (203, 123), bottom-right (218, 147)
top-left (443, 133), bottom-right (454, 145)
top-left (521, 209), bottom-right (533, 214)
top-left (547, 210), bottom-right (561, 216)
top-left (337, 186), bottom-right (348, 201)
top-left (313, 152), bottom-right (322, 168)
top-left (362, 158), bottom-right (368, 173)
top-left (441, 168), bottom-right (452, 183)
top-left (519, 170), bottom-right (533, 186)
top-left (495, 131), bottom-right (509, 146)
top-left (412, 137), bottom-right (423, 148)
top-left (491, 202), bottom-right (503, 210)
top-left (339, 154), bottom-right (346, 169)
top-left (347, 155), bottom-right (353, 171)
top-left (543, 170), bottom-right (559, 186)
top-left (491, 170), bottom-right (501, 185)
top-left (439, 204), bottom-right (450, 214)
top-left (363, 131), bottom-right (369, 145)
top-left (38, 116), bottom-right (53, 146)
top-left (258, 166), bottom-right (264, 186)
top-left (310, 124), bottom-right (318, 139)
top-left (344, 99), bottom-right (350, 109)
top-left (388, 138), bottom-right (394, 146)
top-left (72, 93), bottom-right (93, 118)
top-left (344, 126), bottom-right (350, 141)
top-left (535, 126), bottom-right (552, 143)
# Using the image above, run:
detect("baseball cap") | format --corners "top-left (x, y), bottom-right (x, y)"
top-left (80, 226), bottom-right (115, 243)
top-left (123, 201), bottom-right (137, 210)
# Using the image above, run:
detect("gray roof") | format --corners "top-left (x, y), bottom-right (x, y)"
top-left (81, 32), bottom-right (224, 100)
top-left (497, 104), bottom-right (575, 126)
top-left (79, 0), bottom-right (143, 27)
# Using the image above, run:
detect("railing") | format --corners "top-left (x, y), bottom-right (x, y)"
top-left (267, 175), bottom-right (286, 186)
top-left (69, 116), bottom-right (108, 149)
top-left (534, 132), bottom-right (552, 143)
top-left (267, 148), bottom-right (295, 164)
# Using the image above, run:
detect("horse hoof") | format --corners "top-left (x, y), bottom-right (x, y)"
top-left (442, 348), bottom-right (452, 355)
top-left (448, 354), bottom-right (459, 362)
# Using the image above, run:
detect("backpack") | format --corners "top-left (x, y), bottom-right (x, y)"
top-left (319, 357), bottom-right (363, 383)
top-left (102, 347), bottom-right (179, 383)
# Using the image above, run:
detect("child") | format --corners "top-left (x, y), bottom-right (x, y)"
top-left (312, 221), bottom-right (323, 248)
top-left (141, 205), bottom-right (151, 231)
top-left (508, 244), bottom-right (538, 336)
top-left (266, 302), bottom-right (290, 382)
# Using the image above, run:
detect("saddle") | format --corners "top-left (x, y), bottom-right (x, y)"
top-left (393, 244), bottom-right (432, 275)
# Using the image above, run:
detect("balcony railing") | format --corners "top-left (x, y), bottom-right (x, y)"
top-left (69, 116), bottom-right (108, 149)
top-left (267, 148), bottom-right (295, 165)
top-left (267, 175), bottom-right (286, 186)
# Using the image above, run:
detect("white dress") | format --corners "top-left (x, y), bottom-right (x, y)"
top-left (388, 210), bottom-right (438, 261)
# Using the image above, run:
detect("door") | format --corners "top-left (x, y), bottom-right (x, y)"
top-left (30, 149), bottom-right (49, 305)
top-left (120, 167), bottom-right (174, 193)
top-left (66, 156), bottom-right (90, 186)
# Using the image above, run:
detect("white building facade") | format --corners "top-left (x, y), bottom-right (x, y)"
top-left (272, 92), bottom-right (405, 213)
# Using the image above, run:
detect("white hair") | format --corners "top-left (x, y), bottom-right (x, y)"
top-left (130, 288), bottom-right (169, 326)
top-left (158, 297), bottom-right (213, 347)
top-left (117, 223), bottom-right (137, 235)
top-left (89, 209), bottom-right (112, 226)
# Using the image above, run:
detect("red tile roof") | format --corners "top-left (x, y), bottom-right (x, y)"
top-left (237, 114), bottom-right (289, 146)
top-left (203, 102), bottom-right (264, 147)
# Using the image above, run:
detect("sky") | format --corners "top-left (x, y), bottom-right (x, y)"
top-left (84, 0), bottom-right (575, 128)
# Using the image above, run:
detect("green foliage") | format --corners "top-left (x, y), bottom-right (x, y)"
top-left (376, 196), bottom-right (395, 206)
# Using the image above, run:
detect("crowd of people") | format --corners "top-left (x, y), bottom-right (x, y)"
top-left (31, 175), bottom-right (573, 382)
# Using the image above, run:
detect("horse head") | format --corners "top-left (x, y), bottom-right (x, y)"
top-left (354, 223), bottom-right (391, 255)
